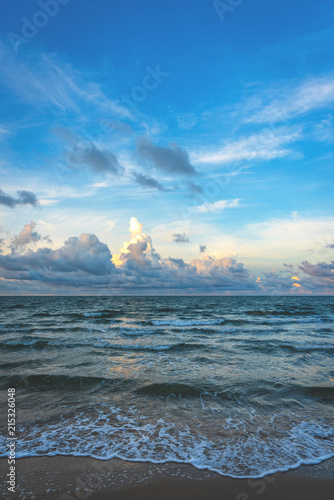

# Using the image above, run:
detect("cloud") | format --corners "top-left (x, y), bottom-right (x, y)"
top-left (11, 222), bottom-right (41, 249)
top-left (298, 260), bottom-right (334, 280)
top-left (192, 128), bottom-right (300, 165)
top-left (199, 244), bottom-right (206, 253)
top-left (192, 199), bottom-right (239, 214)
top-left (2, 218), bottom-right (333, 295)
top-left (133, 172), bottom-right (165, 191)
top-left (110, 219), bottom-right (258, 292)
top-left (129, 217), bottom-right (143, 238)
top-left (0, 44), bottom-right (131, 119)
top-left (137, 137), bottom-right (197, 175)
top-left (10, 221), bottom-right (52, 252)
top-left (0, 218), bottom-right (259, 293)
top-left (247, 76), bottom-right (334, 124)
top-left (173, 233), bottom-right (190, 243)
top-left (258, 259), bottom-right (334, 294)
top-left (0, 126), bottom-right (10, 140)
top-left (57, 128), bottom-right (123, 175)
top-left (0, 233), bottom-right (115, 286)
top-left (0, 188), bottom-right (39, 208)
top-left (81, 144), bottom-right (122, 174)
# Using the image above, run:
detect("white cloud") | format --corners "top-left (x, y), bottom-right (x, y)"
top-left (38, 199), bottom-right (58, 206)
top-left (192, 199), bottom-right (240, 213)
top-left (192, 128), bottom-right (301, 165)
top-left (0, 42), bottom-right (131, 119)
top-left (247, 76), bottom-right (334, 124)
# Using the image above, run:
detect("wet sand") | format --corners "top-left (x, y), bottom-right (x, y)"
top-left (1, 456), bottom-right (333, 499)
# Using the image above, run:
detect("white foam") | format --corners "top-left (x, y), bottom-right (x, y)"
top-left (152, 319), bottom-right (222, 327)
top-left (1, 410), bottom-right (333, 479)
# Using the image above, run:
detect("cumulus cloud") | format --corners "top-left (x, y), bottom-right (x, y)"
top-left (298, 260), bottom-right (334, 279)
top-left (9, 221), bottom-right (53, 253)
top-left (257, 258), bottom-right (334, 294)
top-left (133, 172), bottom-right (165, 191)
top-left (173, 233), bottom-right (190, 243)
top-left (92, 219), bottom-right (258, 292)
top-left (0, 188), bottom-right (39, 208)
top-left (192, 199), bottom-right (239, 213)
top-left (10, 222), bottom-right (43, 251)
top-left (137, 137), bottom-right (197, 175)
top-left (112, 218), bottom-right (160, 269)
top-left (0, 218), bottom-right (260, 293)
top-left (2, 218), bottom-right (333, 294)
top-left (0, 232), bottom-right (115, 286)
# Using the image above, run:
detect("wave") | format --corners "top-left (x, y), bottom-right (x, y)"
top-left (244, 310), bottom-right (316, 317)
top-left (1, 412), bottom-right (332, 479)
top-left (62, 310), bottom-right (126, 320)
top-left (0, 374), bottom-right (134, 392)
top-left (135, 382), bottom-right (203, 398)
top-left (281, 341), bottom-right (334, 352)
top-left (151, 319), bottom-right (224, 326)
top-left (0, 338), bottom-right (205, 353)
top-left (155, 308), bottom-right (176, 313)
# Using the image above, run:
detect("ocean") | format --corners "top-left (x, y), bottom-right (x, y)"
top-left (0, 296), bottom-right (333, 478)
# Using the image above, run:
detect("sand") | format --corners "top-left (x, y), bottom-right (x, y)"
top-left (1, 456), bottom-right (333, 499)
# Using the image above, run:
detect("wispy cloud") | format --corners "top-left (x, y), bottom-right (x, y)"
top-left (192, 199), bottom-right (240, 213)
top-left (192, 128), bottom-right (301, 165)
top-left (0, 43), bottom-right (131, 119)
top-left (246, 76), bottom-right (334, 124)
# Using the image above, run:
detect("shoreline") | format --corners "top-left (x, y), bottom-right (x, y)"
top-left (1, 456), bottom-right (333, 499)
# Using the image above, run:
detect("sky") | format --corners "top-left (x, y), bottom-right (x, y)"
top-left (0, 0), bottom-right (334, 295)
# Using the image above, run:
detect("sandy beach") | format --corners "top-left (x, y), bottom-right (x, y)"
top-left (1, 456), bottom-right (333, 500)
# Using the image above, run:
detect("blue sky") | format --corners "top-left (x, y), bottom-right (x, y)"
top-left (0, 0), bottom-right (334, 294)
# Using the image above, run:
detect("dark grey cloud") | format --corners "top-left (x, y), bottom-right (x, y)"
top-left (82, 144), bottom-right (122, 174)
top-left (199, 244), bottom-right (206, 253)
top-left (173, 233), bottom-right (190, 243)
top-left (137, 137), bottom-right (197, 175)
top-left (298, 260), bottom-right (334, 279)
top-left (133, 172), bottom-right (165, 191)
top-left (57, 128), bottom-right (123, 175)
top-left (0, 233), bottom-right (115, 286)
top-left (0, 189), bottom-right (39, 208)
